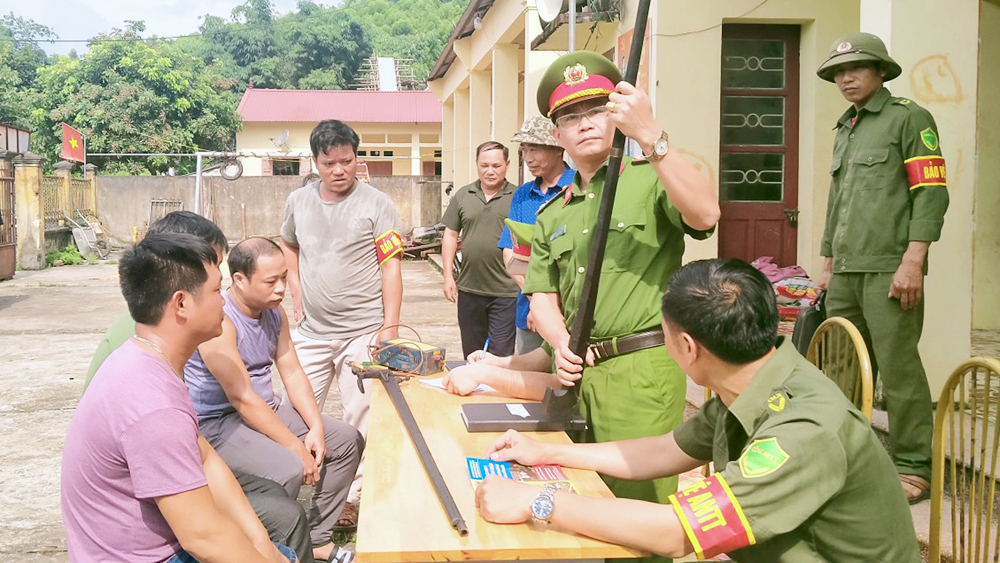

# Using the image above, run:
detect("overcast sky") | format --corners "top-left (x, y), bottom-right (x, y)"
top-left (4, 0), bottom-right (308, 55)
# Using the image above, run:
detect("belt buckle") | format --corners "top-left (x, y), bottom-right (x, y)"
top-left (587, 343), bottom-right (604, 361)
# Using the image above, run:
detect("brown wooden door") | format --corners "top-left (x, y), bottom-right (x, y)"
top-left (0, 158), bottom-right (15, 281)
top-left (718, 24), bottom-right (800, 267)
top-left (366, 160), bottom-right (393, 177)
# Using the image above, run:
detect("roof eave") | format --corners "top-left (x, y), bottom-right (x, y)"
top-left (428, 0), bottom-right (496, 82)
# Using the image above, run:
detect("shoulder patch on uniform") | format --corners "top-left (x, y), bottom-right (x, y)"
top-left (738, 437), bottom-right (790, 479)
top-left (767, 392), bottom-right (786, 413)
top-left (536, 186), bottom-right (570, 215)
top-left (920, 127), bottom-right (939, 151)
top-left (893, 97), bottom-right (913, 106)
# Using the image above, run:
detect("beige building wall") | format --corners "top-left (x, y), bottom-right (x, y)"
top-left (631, 0), bottom-right (859, 267)
top-left (883, 1), bottom-right (978, 394)
top-left (974, 0), bottom-right (1000, 330)
top-left (236, 122), bottom-right (441, 177)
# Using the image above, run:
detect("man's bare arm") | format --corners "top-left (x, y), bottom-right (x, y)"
top-left (379, 255), bottom-right (403, 341)
top-left (199, 318), bottom-right (319, 484)
top-left (279, 238), bottom-right (304, 322)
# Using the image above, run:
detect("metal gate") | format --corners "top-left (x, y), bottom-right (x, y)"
top-left (0, 158), bottom-right (15, 280)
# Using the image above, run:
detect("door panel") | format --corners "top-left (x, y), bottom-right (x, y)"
top-left (718, 24), bottom-right (800, 267)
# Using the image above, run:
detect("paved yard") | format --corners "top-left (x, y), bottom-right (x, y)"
top-left (0, 258), bottom-right (461, 562)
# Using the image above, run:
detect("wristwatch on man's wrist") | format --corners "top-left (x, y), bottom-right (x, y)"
top-left (642, 130), bottom-right (670, 162)
top-left (530, 484), bottom-right (558, 525)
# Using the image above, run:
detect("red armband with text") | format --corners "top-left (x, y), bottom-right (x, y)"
top-left (905, 156), bottom-right (947, 190)
top-left (668, 474), bottom-right (755, 560)
top-left (375, 230), bottom-right (403, 265)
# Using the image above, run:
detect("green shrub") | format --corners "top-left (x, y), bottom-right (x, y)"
top-left (46, 245), bottom-right (84, 266)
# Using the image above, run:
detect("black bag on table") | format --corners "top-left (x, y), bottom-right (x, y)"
top-left (791, 290), bottom-right (826, 357)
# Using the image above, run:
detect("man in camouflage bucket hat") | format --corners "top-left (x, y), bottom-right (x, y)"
top-left (814, 32), bottom-right (949, 504)
top-left (495, 115), bottom-right (575, 355)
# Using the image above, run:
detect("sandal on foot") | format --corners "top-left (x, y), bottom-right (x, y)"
top-left (328, 546), bottom-right (354, 563)
top-left (900, 474), bottom-right (930, 505)
top-left (333, 501), bottom-right (358, 532)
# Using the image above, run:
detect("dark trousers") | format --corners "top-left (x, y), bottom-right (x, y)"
top-left (457, 290), bottom-right (516, 358)
top-left (236, 471), bottom-right (315, 563)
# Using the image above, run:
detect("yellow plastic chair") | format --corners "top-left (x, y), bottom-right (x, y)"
top-left (805, 317), bottom-right (874, 419)
top-left (930, 358), bottom-right (1000, 563)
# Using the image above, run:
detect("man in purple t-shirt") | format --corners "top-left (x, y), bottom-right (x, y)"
top-left (62, 233), bottom-right (293, 563)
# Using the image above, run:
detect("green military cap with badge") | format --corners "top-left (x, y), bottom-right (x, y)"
top-left (817, 32), bottom-right (901, 82)
top-left (537, 50), bottom-right (622, 118)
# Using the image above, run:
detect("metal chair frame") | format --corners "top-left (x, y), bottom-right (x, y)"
top-left (930, 357), bottom-right (1000, 563)
top-left (805, 316), bottom-right (875, 419)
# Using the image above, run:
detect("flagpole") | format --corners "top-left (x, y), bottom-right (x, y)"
top-left (82, 133), bottom-right (87, 173)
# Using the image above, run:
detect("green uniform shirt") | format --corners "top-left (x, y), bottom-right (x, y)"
top-left (821, 87), bottom-right (949, 273)
top-left (522, 157), bottom-right (712, 339)
top-left (82, 311), bottom-right (137, 392)
top-left (442, 180), bottom-right (520, 297)
top-left (671, 339), bottom-right (920, 562)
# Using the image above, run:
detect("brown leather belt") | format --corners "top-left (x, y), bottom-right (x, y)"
top-left (588, 329), bottom-right (664, 361)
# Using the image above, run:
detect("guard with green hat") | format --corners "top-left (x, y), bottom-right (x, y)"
top-left (521, 50), bottom-right (720, 560)
top-left (498, 115), bottom-right (575, 354)
top-left (813, 31), bottom-right (949, 504)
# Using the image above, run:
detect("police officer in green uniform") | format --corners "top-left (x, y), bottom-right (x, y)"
top-left (475, 259), bottom-right (921, 562)
top-left (814, 33), bottom-right (949, 503)
top-left (521, 50), bottom-right (720, 525)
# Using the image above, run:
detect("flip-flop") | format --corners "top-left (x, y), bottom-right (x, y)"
top-left (328, 546), bottom-right (354, 563)
top-left (333, 501), bottom-right (358, 532)
top-left (900, 474), bottom-right (930, 505)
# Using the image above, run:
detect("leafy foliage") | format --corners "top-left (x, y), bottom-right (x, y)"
top-left (29, 22), bottom-right (241, 174)
top-left (46, 244), bottom-right (83, 266)
top-left (3, 0), bottom-right (469, 172)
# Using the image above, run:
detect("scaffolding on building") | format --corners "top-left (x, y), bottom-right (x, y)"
top-left (353, 57), bottom-right (422, 91)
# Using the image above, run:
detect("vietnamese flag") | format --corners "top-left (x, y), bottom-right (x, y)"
top-left (61, 123), bottom-right (85, 163)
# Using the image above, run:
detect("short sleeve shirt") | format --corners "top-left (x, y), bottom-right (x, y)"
top-left (62, 341), bottom-right (207, 562)
top-left (670, 339), bottom-right (920, 562)
top-left (821, 87), bottom-right (949, 273)
top-left (522, 157), bottom-right (713, 339)
top-left (441, 180), bottom-right (519, 297)
top-left (497, 166), bottom-right (576, 329)
top-left (281, 180), bottom-right (402, 340)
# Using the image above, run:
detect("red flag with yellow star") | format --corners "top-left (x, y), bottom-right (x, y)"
top-left (61, 123), bottom-right (85, 163)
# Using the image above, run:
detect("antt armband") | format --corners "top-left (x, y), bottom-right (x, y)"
top-left (668, 474), bottom-right (755, 560)
top-left (376, 230), bottom-right (404, 265)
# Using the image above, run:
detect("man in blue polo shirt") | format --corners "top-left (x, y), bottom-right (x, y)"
top-left (497, 115), bottom-right (576, 355)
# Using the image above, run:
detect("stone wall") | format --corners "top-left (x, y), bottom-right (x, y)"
top-left (96, 175), bottom-right (442, 246)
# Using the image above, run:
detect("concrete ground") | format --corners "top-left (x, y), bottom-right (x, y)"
top-left (0, 258), bottom-right (461, 562)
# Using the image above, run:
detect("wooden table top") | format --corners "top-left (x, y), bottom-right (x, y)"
top-left (355, 374), bottom-right (643, 562)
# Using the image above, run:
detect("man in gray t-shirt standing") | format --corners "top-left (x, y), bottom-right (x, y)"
top-left (280, 119), bottom-right (403, 527)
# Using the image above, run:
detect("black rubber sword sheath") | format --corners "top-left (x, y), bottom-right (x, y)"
top-left (543, 0), bottom-right (655, 418)
top-left (354, 365), bottom-right (469, 536)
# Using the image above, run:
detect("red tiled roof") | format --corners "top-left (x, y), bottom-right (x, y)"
top-left (237, 89), bottom-right (442, 123)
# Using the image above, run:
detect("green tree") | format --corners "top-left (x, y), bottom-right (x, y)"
top-left (30, 22), bottom-right (241, 174)
top-left (0, 13), bottom-right (55, 128)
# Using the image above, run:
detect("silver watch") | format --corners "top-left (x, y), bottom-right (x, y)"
top-left (530, 484), bottom-right (558, 524)
top-left (643, 130), bottom-right (670, 162)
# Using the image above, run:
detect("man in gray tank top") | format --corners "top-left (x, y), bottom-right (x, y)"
top-left (185, 237), bottom-right (363, 563)
top-left (280, 120), bottom-right (404, 524)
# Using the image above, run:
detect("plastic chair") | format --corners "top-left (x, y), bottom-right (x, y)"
top-left (930, 358), bottom-right (1000, 563)
top-left (805, 317), bottom-right (874, 419)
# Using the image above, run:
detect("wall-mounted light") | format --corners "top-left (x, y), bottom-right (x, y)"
top-left (473, 15), bottom-right (483, 30)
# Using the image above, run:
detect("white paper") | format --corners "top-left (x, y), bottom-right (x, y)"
top-left (419, 377), bottom-right (496, 394)
top-left (506, 403), bottom-right (530, 418)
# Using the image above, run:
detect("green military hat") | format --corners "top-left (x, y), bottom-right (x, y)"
top-left (537, 51), bottom-right (622, 118)
top-left (817, 32), bottom-right (901, 83)
top-left (510, 115), bottom-right (561, 148)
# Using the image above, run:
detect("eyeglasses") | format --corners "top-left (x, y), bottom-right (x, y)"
top-left (554, 105), bottom-right (611, 129)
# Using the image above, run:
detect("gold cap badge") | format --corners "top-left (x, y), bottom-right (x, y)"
top-left (563, 63), bottom-right (588, 86)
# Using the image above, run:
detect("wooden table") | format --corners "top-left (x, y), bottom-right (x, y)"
top-left (356, 375), bottom-right (643, 562)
